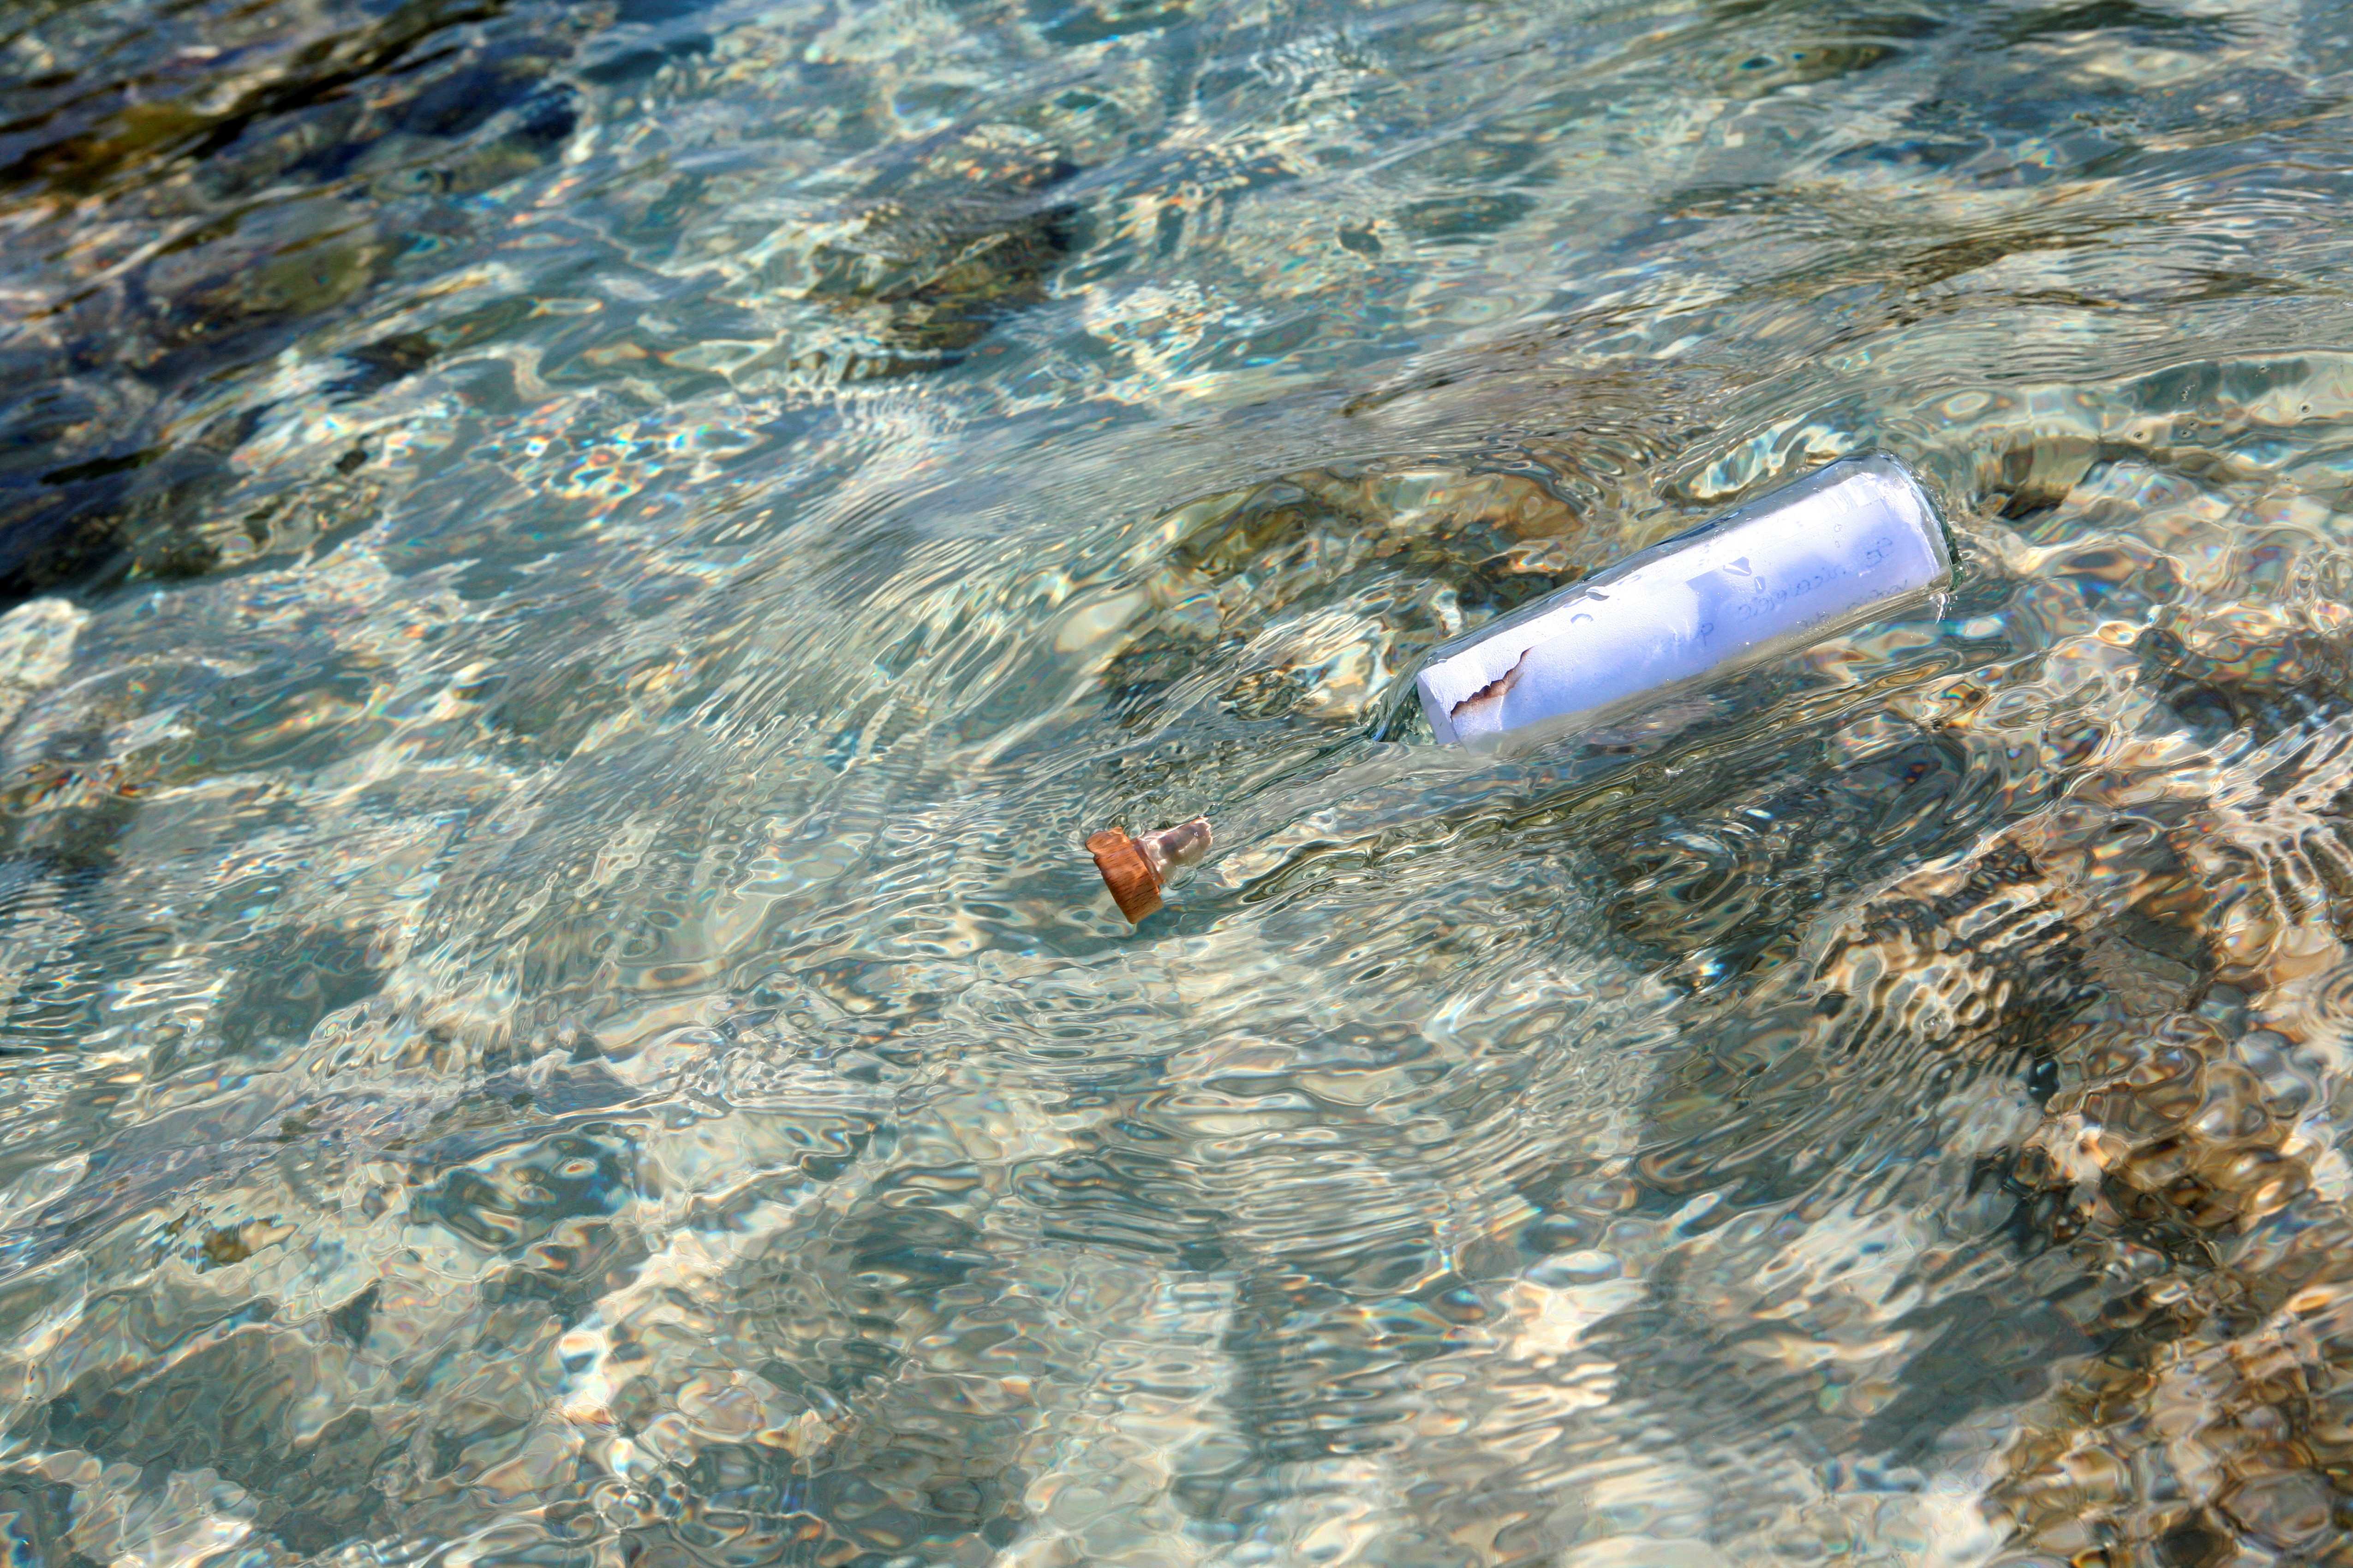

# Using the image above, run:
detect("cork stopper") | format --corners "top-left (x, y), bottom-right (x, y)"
top-left (1088, 828), bottom-right (1162, 922)
top-left (1087, 817), bottom-right (1212, 924)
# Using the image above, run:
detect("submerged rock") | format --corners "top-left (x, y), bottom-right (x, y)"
top-left (0, 0), bottom-right (594, 609)
top-left (0, 601), bottom-right (88, 737)
top-left (731, 125), bottom-right (1084, 382)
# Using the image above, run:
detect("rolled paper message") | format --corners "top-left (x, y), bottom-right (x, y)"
top-left (1414, 452), bottom-right (1953, 747)
top-left (1087, 817), bottom-right (1212, 923)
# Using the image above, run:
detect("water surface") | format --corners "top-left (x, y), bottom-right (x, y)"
top-left (2, 0), bottom-right (2353, 1563)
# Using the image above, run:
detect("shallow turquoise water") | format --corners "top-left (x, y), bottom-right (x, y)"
top-left (5, 0), bottom-right (2353, 1563)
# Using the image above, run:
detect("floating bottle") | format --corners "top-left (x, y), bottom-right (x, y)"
top-left (1416, 452), bottom-right (1952, 746)
top-left (1086, 452), bottom-right (1953, 920)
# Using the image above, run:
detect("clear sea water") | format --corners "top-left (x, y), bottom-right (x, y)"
top-left (4, 0), bottom-right (2353, 1563)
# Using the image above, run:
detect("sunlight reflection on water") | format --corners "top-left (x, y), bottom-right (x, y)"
top-left (3, 0), bottom-right (2353, 1563)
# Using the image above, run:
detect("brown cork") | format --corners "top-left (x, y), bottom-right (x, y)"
top-left (1088, 828), bottom-right (1163, 923)
top-left (1087, 817), bottom-right (1212, 924)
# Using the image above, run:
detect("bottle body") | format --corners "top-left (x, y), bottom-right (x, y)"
top-left (1414, 453), bottom-right (1953, 747)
